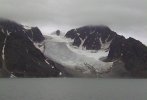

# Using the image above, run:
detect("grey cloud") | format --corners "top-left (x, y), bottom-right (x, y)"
top-left (0, 0), bottom-right (146, 44)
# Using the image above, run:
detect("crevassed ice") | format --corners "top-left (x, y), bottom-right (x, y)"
top-left (44, 35), bottom-right (113, 76)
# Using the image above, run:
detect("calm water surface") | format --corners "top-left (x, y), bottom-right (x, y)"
top-left (0, 78), bottom-right (147, 100)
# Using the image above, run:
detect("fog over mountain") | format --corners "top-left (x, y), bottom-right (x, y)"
top-left (0, 0), bottom-right (146, 44)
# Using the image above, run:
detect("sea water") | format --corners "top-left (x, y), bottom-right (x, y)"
top-left (0, 78), bottom-right (146, 100)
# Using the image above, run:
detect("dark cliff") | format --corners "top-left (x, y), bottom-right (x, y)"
top-left (0, 19), bottom-right (60, 77)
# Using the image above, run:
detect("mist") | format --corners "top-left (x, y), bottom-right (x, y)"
top-left (0, 0), bottom-right (146, 44)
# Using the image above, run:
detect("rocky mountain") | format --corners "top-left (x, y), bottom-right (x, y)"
top-left (107, 36), bottom-right (147, 77)
top-left (0, 19), bottom-right (147, 78)
top-left (65, 26), bottom-right (147, 77)
top-left (51, 30), bottom-right (61, 36)
top-left (0, 19), bottom-right (62, 77)
top-left (50, 30), bottom-right (65, 37)
top-left (65, 25), bottom-right (117, 50)
top-left (26, 27), bottom-right (45, 42)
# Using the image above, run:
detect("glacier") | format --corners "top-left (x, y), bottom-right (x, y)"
top-left (42, 35), bottom-right (114, 77)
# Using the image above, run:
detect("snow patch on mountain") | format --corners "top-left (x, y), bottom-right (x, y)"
top-left (2, 30), bottom-right (11, 60)
top-left (2, 37), bottom-right (7, 60)
top-left (33, 42), bottom-right (45, 52)
top-left (23, 25), bottom-right (32, 30)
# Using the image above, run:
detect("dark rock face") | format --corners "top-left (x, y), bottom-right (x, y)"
top-left (66, 25), bottom-right (147, 77)
top-left (107, 35), bottom-right (126, 60)
top-left (55, 30), bottom-right (61, 36)
top-left (108, 37), bottom-right (147, 77)
top-left (65, 26), bottom-right (117, 50)
top-left (51, 30), bottom-right (61, 36)
top-left (0, 19), bottom-right (60, 77)
top-left (26, 27), bottom-right (45, 42)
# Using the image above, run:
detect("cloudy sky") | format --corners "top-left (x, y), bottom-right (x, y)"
top-left (0, 0), bottom-right (147, 44)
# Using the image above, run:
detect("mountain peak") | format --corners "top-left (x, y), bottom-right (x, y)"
top-left (65, 25), bottom-right (117, 50)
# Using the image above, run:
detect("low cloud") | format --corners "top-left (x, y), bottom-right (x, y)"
top-left (0, 0), bottom-right (146, 44)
